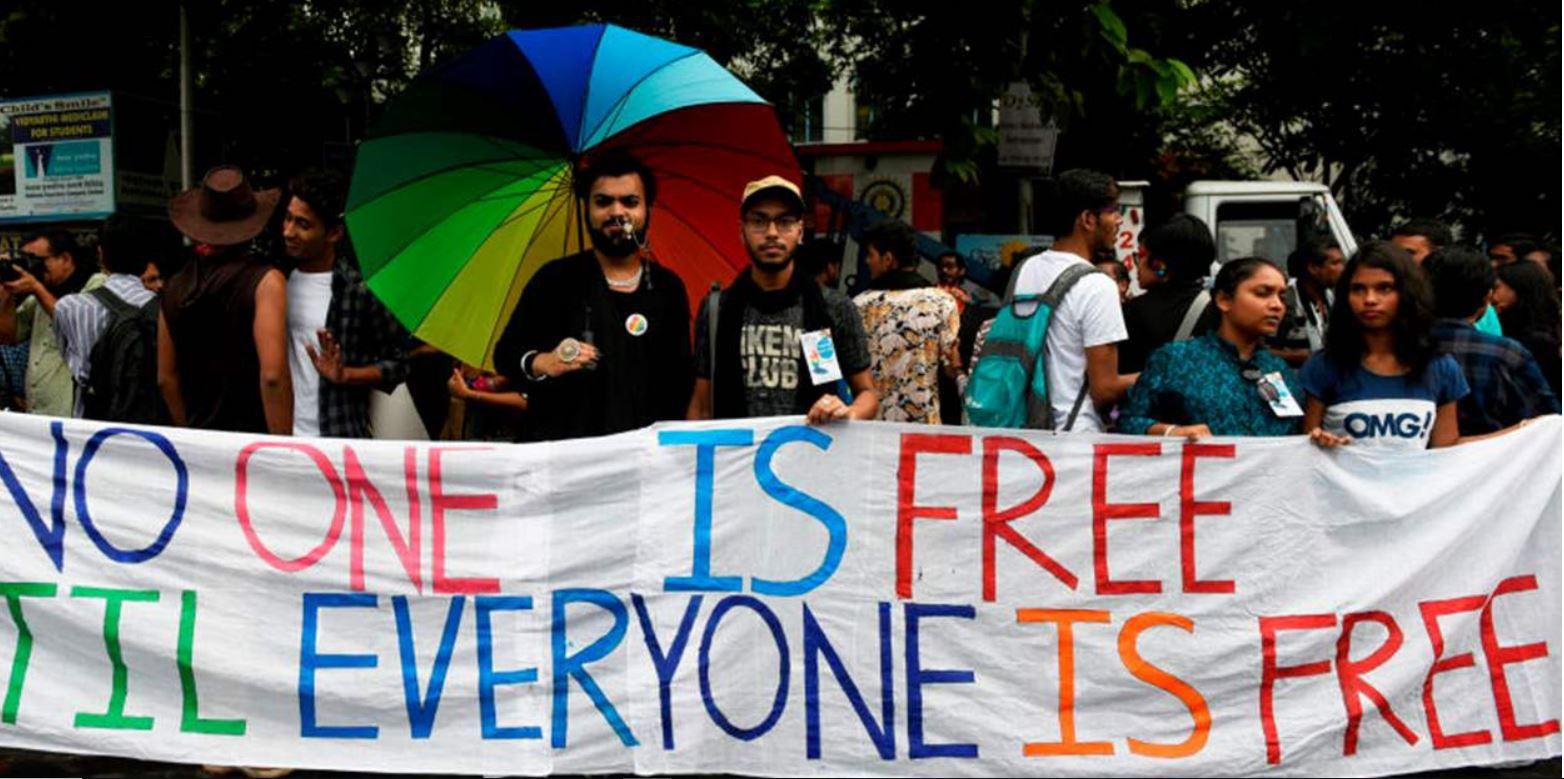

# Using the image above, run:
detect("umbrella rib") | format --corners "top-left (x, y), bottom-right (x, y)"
top-left (620, 136), bottom-right (797, 167)
top-left (648, 166), bottom-right (762, 208)
top-left (364, 168), bottom-right (564, 286)
top-left (411, 176), bottom-right (576, 355)
top-left (573, 28), bottom-right (611, 152)
top-left (489, 181), bottom-right (573, 229)
top-left (578, 50), bottom-right (702, 150)
top-left (352, 148), bottom-right (559, 212)
top-left (655, 200), bottom-right (740, 281)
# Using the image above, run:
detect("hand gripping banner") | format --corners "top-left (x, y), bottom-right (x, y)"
top-left (0, 413), bottom-right (1557, 776)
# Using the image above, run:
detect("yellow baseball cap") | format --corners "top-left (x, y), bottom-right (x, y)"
top-left (740, 175), bottom-right (805, 214)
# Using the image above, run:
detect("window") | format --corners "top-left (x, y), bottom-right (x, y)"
top-left (1214, 200), bottom-right (1301, 265)
top-left (790, 95), bottom-right (824, 144)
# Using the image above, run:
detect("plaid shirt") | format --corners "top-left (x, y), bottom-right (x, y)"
top-left (319, 261), bottom-right (413, 438)
top-left (1433, 319), bottom-right (1559, 435)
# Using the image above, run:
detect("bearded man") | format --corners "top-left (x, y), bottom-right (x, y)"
top-left (495, 150), bottom-right (693, 441)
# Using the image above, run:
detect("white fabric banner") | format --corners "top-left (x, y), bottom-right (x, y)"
top-left (0, 412), bottom-right (1557, 776)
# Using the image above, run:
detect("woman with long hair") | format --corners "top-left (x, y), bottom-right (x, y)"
top-left (1303, 241), bottom-right (1468, 449)
top-left (1494, 261), bottom-right (1562, 396)
top-left (1120, 257), bottom-right (1303, 438)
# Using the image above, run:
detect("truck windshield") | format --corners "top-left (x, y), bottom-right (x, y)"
top-left (1214, 201), bottom-right (1298, 264)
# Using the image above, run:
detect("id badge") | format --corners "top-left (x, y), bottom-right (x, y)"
top-left (799, 329), bottom-right (844, 385)
top-left (1259, 371), bottom-right (1304, 417)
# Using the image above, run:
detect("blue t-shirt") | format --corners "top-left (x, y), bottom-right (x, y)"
top-left (1299, 353), bottom-right (1470, 449)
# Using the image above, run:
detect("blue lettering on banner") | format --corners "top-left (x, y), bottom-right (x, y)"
top-left (299, 593), bottom-right (380, 739)
top-left (698, 595), bottom-right (789, 741)
top-left (630, 594), bottom-right (704, 750)
top-left (1343, 412), bottom-right (1430, 439)
top-left (551, 589), bottom-right (637, 748)
top-left (74, 427), bottom-right (188, 564)
top-left (803, 602), bottom-right (895, 760)
top-left (394, 595), bottom-right (466, 739)
top-left (905, 603), bottom-right (978, 759)
top-left (475, 596), bottom-right (540, 740)
top-left (751, 427), bottom-right (847, 597)
top-left (658, 430), bottom-right (752, 593)
top-left (0, 421), bottom-right (71, 570)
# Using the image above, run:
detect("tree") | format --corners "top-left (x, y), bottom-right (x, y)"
top-left (0, 0), bottom-right (503, 182)
top-left (1175, 0), bottom-right (1561, 239)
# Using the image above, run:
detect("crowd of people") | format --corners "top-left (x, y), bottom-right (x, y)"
top-left (0, 157), bottom-right (1558, 452)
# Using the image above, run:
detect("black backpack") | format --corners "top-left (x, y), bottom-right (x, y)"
top-left (82, 287), bottom-right (165, 424)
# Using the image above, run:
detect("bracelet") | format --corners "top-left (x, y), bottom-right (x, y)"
top-left (1161, 424), bottom-right (1178, 437)
top-left (520, 350), bottom-right (548, 381)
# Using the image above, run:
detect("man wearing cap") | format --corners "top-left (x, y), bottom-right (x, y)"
top-left (687, 176), bottom-right (878, 423)
top-left (493, 149), bottom-right (692, 441)
top-left (160, 165), bottom-right (293, 434)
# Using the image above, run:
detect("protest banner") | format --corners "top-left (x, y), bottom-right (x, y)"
top-left (0, 412), bottom-right (1557, 776)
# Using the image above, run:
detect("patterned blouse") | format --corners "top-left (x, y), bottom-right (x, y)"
top-left (853, 286), bottom-right (960, 423)
top-left (1119, 333), bottom-right (1303, 436)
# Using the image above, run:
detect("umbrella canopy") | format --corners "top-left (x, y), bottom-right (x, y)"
top-left (345, 24), bottom-right (800, 370)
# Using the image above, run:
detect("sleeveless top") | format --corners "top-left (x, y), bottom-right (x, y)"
top-left (161, 251), bottom-right (276, 433)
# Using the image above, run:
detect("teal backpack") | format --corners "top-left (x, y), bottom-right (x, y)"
top-left (963, 259), bottom-right (1099, 430)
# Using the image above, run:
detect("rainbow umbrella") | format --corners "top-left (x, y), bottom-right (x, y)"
top-left (345, 24), bottom-right (800, 370)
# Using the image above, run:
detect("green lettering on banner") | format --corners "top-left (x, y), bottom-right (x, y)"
top-left (72, 586), bottom-right (159, 731)
top-left (178, 591), bottom-right (245, 735)
top-left (0, 582), bottom-right (58, 724)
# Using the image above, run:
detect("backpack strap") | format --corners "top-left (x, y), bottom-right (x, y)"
top-left (88, 286), bottom-right (136, 318)
top-left (706, 281), bottom-right (721, 412)
top-left (1173, 289), bottom-right (1211, 341)
top-left (1028, 263), bottom-right (1101, 430)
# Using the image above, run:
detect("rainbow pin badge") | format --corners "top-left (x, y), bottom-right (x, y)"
top-left (625, 313), bottom-right (649, 337)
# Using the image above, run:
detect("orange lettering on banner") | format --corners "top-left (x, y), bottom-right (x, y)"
top-left (1118, 612), bottom-right (1210, 758)
top-left (1018, 608), bottom-right (1115, 757)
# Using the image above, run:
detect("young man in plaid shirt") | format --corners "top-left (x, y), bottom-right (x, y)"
top-left (282, 169), bottom-right (413, 438)
top-left (1425, 246), bottom-right (1558, 436)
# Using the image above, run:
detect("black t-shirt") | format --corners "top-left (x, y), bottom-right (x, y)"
top-left (1120, 282), bottom-right (1218, 374)
top-left (493, 252), bottom-right (692, 441)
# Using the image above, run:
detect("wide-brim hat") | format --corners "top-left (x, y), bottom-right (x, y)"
top-left (740, 175), bottom-right (805, 215)
top-left (168, 165), bottom-right (280, 246)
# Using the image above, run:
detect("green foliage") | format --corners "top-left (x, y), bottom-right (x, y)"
top-left (1175, 0), bottom-right (1561, 237)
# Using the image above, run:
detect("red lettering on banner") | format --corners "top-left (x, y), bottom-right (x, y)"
top-left (429, 447), bottom-right (499, 594)
top-left (896, 433), bottom-right (972, 599)
top-left (1479, 575), bottom-right (1560, 742)
top-left (1419, 594), bottom-right (1492, 749)
top-left (1018, 608), bottom-right (1115, 756)
top-left (344, 446), bottom-right (422, 592)
top-left (1259, 613), bottom-right (1337, 765)
top-left (1335, 611), bottom-right (1419, 754)
top-left (1092, 443), bottom-right (1162, 595)
top-left (1119, 612), bottom-right (1210, 758)
top-left (1179, 444), bottom-right (1234, 594)
top-left (234, 441), bottom-right (347, 572)
top-left (982, 436), bottom-right (1075, 600)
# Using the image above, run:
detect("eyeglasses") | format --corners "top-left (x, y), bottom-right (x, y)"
top-left (743, 214), bottom-right (803, 233)
top-left (18, 252), bottom-right (51, 264)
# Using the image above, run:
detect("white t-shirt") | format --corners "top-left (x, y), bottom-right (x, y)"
top-left (1010, 249), bottom-right (1128, 432)
top-left (286, 271), bottom-right (333, 437)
